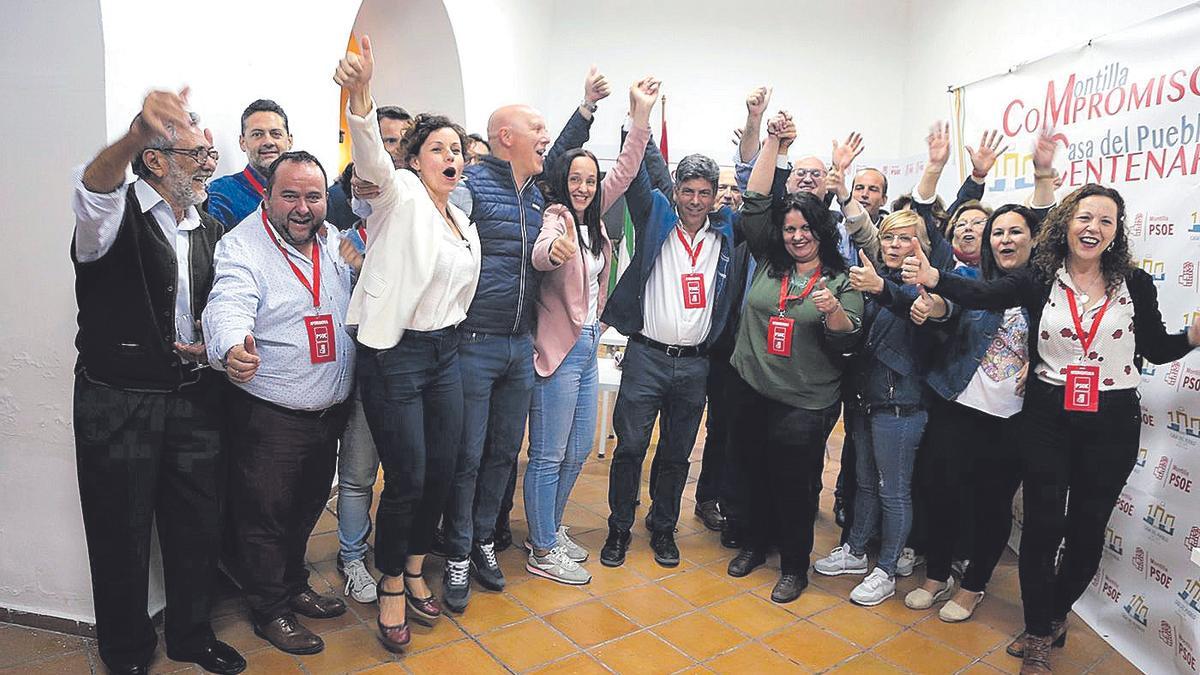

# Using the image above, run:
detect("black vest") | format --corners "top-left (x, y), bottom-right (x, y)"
top-left (72, 184), bottom-right (222, 390)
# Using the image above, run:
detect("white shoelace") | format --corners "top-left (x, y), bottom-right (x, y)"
top-left (862, 570), bottom-right (890, 589)
top-left (343, 561), bottom-right (374, 593)
top-left (447, 559), bottom-right (469, 585)
top-left (478, 541), bottom-right (499, 569)
top-left (548, 546), bottom-right (580, 570)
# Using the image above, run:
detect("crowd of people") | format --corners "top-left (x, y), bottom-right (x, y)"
top-left (68, 34), bottom-right (1200, 675)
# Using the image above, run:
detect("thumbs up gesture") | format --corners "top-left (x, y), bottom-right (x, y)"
top-left (901, 243), bottom-right (939, 288)
top-left (910, 285), bottom-right (936, 325)
top-left (584, 65), bottom-right (612, 107)
top-left (334, 35), bottom-right (375, 93)
top-left (810, 276), bottom-right (840, 315)
top-left (224, 334), bottom-right (261, 383)
top-left (549, 221), bottom-right (579, 265)
top-left (849, 249), bottom-right (884, 294)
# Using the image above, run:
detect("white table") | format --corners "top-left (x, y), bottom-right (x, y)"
top-left (595, 356), bottom-right (622, 457)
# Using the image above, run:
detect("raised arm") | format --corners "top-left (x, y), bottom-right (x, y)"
top-left (915, 121), bottom-right (950, 204)
top-left (334, 37), bottom-right (396, 192)
top-left (739, 86), bottom-right (771, 163)
top-left (1030, 128), bottom-right (1059, 209)
top-left (746, 112), bottom-right (791, 195)
top-left (544, 66), bottom-right (610, 172)
top-left (598, 78), bottom-right (658, 213)
top-left (947, 129), bottom-right (1006, 215)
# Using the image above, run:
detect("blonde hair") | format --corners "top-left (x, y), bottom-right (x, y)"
top-left (876, 210), bottom-right (931, 256)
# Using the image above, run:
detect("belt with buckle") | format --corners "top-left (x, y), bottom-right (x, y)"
top-left (630, 333), bottom-right (707, 358)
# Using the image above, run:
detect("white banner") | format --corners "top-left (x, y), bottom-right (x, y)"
top-left (956, 4), bottom-right (1200, 673)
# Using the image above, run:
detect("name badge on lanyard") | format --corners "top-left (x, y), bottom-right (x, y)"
top-left (261, 211), bottom-right (336, 365)
top-left (765, 268), bottom-right (822, 357)
top-left (676, 226), bottom-right (707, 309)
top-left (1061, 286), bottom-right (1109, 413)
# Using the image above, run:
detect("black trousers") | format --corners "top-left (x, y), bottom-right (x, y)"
top-left (74, 373), bottom-right (223, 670)
top-left (919, 396), bottom-right (1021, 589)
top-left (1018, 379), bottom-right (1141, 636)
top-left (224, 386), bottom-right (350, 623)
top-left (835, 406), bottom-right (858, 544)
top-left (695, 356), bottom-right (734, 506)
top-left (729, 373), bottom-right (840, 574)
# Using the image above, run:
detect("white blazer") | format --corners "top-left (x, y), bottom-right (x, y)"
top-left (344, 102), bottom-right (481, 349)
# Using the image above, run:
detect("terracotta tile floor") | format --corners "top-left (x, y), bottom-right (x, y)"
top-left (1, 423), bottom-right (1140, 674)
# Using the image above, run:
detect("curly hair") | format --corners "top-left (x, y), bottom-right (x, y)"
top-left (764, 192), bottom-right (848, 278)
top-left (1031, 183), bottom-right (1133, 293)
top-left (400, 113), bottom-right (468, 171)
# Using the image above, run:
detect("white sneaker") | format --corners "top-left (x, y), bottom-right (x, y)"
top-left (557, 526), bottom-right (589, 563)
top-left (814, 546), bottom-right (869, 576)
top-left (340, 558), bottom-right (378, 603)
top-left (527, 546), bottom-right (592, 585)
top-left (851, 567), bottom-right (897, 606)
top-left (896, 547), bottom-right (924, 577)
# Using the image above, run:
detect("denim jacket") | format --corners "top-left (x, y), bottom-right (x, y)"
top-left (924, 305), bottom-right (1030, 401)
top-left (850, 269), bottom-right (930, 411)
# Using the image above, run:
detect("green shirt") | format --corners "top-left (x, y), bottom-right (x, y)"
top-left (730, 195), bottom-right (864, 410)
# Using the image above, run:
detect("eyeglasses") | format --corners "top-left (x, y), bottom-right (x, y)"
top-left (792, 168), bottom-right (826, 180)
top-left (880, 234), bottom-right (914, 244)
top-left (955, 218), bottom-right (988, 229)
top-left (157, 147), bottom-right (220, 164)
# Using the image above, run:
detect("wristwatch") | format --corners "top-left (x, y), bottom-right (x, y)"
top-left (580, 100), bottom-right (598, 113)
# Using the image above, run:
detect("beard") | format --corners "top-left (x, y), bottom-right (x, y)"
top-left (164, 165), bottom-right (207, 208)
top-left (269, 212), bottom-right (320, 247)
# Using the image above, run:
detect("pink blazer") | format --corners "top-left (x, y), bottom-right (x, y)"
top-left (531, 123), bottom-right (650, 377)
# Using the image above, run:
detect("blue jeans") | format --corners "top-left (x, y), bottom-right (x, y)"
top-left (607, 340), bottom-right (709, 533)
top-left (357, 329), bottom-right (462, 577)
top-left (336, 387), bottom-right (379, 563)
top-left (444, 331), bottom-right (535, 557)
top-left (524, 323), bottom-right (600, 550)
top-left (847, 407), bottom-right (927, 575)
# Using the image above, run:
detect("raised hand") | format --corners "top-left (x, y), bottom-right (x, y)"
top-left (849, 249), bottom-right (884, 294)
top-left (1032, 127), bottom-right (1058, 171)
top-left (910, 285), bottom-right (935, 325)
top-left (1015, 363), bottom-right (1029, 396)
top-left (926, 121), bottom-right (951, 168)
top-left (826, 165), bottom-right (848, 202)
top-left (629, 76), bottom-right (660, 127)
top-left (746, 86), bottom-right (772, 118)
top-left (135, 88), bottom-right (194, 142)
top-left (334, 35), bottom-right (375, 94)
top-left (549, 221), bottom-right (579, 265)
top-left (351, 172), bottom-right (381, 199)
top-left (831, 132), bottom-right (865, 172)
top-left (225, 334), bottom-right (260, 383)
top-left (901, 243), bottom-right (939, 288)
top-left (584, 65), bottom-right (612, 106)
top-left (966, 129), bottom-right (1008, 179)
top-left (811, 277), bottom-right (840, 315)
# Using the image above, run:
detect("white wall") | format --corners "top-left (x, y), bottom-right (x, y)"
top-left (0, 0), bottom-right (109, 623)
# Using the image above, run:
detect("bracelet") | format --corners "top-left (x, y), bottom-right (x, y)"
top-left (1033, 168), bottom-right (1056, 179)
top-left (971, 170), bottom-right (988, 180)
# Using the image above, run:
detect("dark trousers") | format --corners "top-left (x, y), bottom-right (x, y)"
top-left (608, 340), bottom-right (708, 533)
top-left (497, 453), bottom-right (518, 532)
top-left (444, 332), bottom-right (534, 557)
top-left (358, 329), bottom-right (462, 577)
top-left (225, 387), bottom-right (350, 623)
top-left (919, 397), bottom-right (1021, 589)
top-left (730, 373), bottom-right (839, 574)
top-left (836, 406), bottom-right (858, 544)
top-left (74, 373), bottom-right (223, 670)
top-left (1018, 379), bottom-right (1141, 635)
top-left (695, 356), bottom-right (734, 506)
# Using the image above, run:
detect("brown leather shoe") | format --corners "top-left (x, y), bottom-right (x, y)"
top-left (1019, 634), bottom-right (1053, 674)
top-left (289, 589), bottom-right (347, 619)
top-left (253, 613), bottom-right (324, 655)
top-left (1007, 620), bottom-right (1067, 657)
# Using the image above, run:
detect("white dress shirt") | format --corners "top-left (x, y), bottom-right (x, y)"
top-left (203, 209), bottom-right (356, 410)
top-left (641, 219), bottom-right (720, 346)
top-left (72, 167), bottom-right (202, 342)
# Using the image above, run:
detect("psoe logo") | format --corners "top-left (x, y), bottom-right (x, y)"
top-left (1186, 526), bottom-right (1200, 552)
top-left (1182, 261), bottom-right (1196, 289)
top-left (1122, 593), bottom-right (1149, 627)
top-left (1168, 465), bottom-right (1194, 494)
top-left (1149, 557), bottom-right (1173, 589)
top-left (1131, 213), bottom-right (1145, 237)
top-left (1144, 502), bottom-right (1177, 537)
top-left (1132, 545), bottom-right (1145, 571)
top-left (1182, 366), bottom-right (1200, 393)
top-left (1101, 575), bottom-right (1122, 603)
top-left (1139, 258), bottom-right (1166, 283)
top-left (1181, 634), bottom-right (1198, 672)
top-left (1161, 620), bottom-right (1176, 648)
top-left (1154, 456), bottom-right (1170, 480)
top-left (1179, 577), bottom-right (1200, 614)
top-left (1146, 215), bottom-right (1175, 236)
top-left (1167, 407), bottom-right (1200, 439)
top-left (1105, 526), bottom-right (1124, 556)
top-left (1166, 361), bottom-right (1182, 387)
top-left (1115, 490), bottom-right (1135, 517)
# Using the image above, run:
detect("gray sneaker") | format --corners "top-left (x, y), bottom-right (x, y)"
top-left (443, 557), bottom-right (470, 613)
top-left (557, 526), bottom-right (589, 563)
top-left (470, 540), bottom-right (506, 591)
top-left (896, 547), bottom-right (924, 577)
top-left (338, 558), bottom-right (377, 604)
top-left (814, 545), bottom-right (869, 576)
top-left (527, 546), bottom-right (591, 585)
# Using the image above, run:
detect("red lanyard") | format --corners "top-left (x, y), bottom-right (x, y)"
top-left (260, 210), bottom-right (321, 308)
top-left (242, 167), bottom-right (266, 198)
top-left (357, 225), bottom-right (368, 244)
top-left (1064, 285), bottom-right (1110, 355)
top-left (778, 266), bottom-right (823, 313)
top-left (675, 226), bottom-right (704, 268)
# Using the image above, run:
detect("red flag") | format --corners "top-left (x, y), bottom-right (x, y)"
top-left (659, 94), bottom-right (669, 164)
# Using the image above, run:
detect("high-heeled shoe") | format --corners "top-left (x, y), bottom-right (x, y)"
top-left (403, 570), bottom-right (442, 627)
top-left (375, 580), bottom-right (411, 653)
